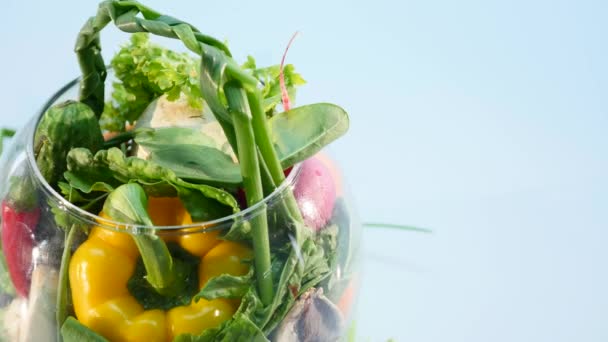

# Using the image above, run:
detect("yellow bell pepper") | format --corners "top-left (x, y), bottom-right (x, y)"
top-left (69, 198), bottom-right (252, 341)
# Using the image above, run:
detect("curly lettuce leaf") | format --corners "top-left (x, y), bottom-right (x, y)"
top-left (100, 33), bottom-right (202, 131)
top-left (100, 35), bottom-right (306, 131)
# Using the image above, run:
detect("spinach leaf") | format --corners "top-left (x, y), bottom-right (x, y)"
top-left (65, 147), bottom-right (239, 220)
top-left (148, 145), bottom-right (241, 186)
top-left (194, 270), bottom-right (253, 301)
top-left (174, 313), bottom-right (269, 342)
top-left (61, 317), bottom-right (108, 342)
top-left (270, 103), bottom-right (349, 169)
top-left (134, 127), bottom-right (241, 187)
top-left (176, 187), bottom-right (232, 223)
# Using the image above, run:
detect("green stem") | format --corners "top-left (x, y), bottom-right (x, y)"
top-left (247, 90), bottom-right (304, 224)
top-left (224, 82), bottom-right (274, 305)
top-left (56, 224), bottom-right (78, 342)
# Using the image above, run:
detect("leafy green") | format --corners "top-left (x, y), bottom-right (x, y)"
top-left (103, 183), bottom-right (155, 227)
top-left (195, 269), bottom-right (253, 301)
top-left (149, 145), bottom-right (241, 186)
top-left (220, 220), bottom-right (252, 242)
top-left (104, 183), bottom-right (183, 296)
top-left (34, 101), bottom-right (104, 187)
top-left (128, 243), bottom-right (200, 310)
top-left (269, 103), bottom-right (349, 169)
top-left (191, 225), bottom-right (336, 338)
top-left (174, 313), bottom-right (269, 342)
top-left (242, 56), bottom-right (306, 115)
top-left (133, 127), bottom-right (242, 186)
top-left (100, 33), bottom-right (202, 131)
top-left (175, 186), bottom-right (232, 223)
top-left (61, 317), bottom-right (108, 342)
top-left (65, 147), bottom-right (239, 220)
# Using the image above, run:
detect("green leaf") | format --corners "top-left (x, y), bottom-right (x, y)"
top-left (134, 127), bottom-right (243, 186)
top-left (174, 313), bottom-right (269, 342)
top-left (100, 33), bottom-right (203, 131)
top-left (134, 127), bottom-right (242, 186)
top-left (269, 103), bottom-right (349, 168)
top-left (176, 187), bottom-right (232, 222)
top-left (103, 184), bottom-right (178, 294)
top-left (63, 173), bottom-right (115, 194)
top-left (194, 270), bottom-right (253, 301)
top-left (217, 314), bottom-right (268, 342)
top-left (103, 183), bottom-right (154, 227)
top-left (66, 147), bottom-right (239, 216)
top-left (148, 145), bottom-right (241, 186)
top-left (61, 317), bottom-right (109, 342)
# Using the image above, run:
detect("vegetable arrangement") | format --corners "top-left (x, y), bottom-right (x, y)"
top-left (0, 1), bottom-right (359, 341)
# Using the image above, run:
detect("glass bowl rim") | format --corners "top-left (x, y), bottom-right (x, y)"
top-left (24, 74), bottom-right (303, 232)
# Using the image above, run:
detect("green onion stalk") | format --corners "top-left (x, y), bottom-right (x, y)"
top-left (224, 81), bottom-right (274, 304)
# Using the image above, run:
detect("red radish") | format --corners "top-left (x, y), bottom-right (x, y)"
top-left (293, 157), bottom-right (337, 231)
top-left (1, 201), bottom-right (40, 297)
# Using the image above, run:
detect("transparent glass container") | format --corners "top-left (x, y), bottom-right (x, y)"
top-left (0, 73), bottom-right (361, 341)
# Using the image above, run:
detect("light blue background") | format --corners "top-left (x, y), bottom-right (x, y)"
top-left (1, 0), bottom-right (607, 341)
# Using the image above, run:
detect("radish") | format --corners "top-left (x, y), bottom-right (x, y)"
top-left (293, 157), bottom-right (337, 231)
